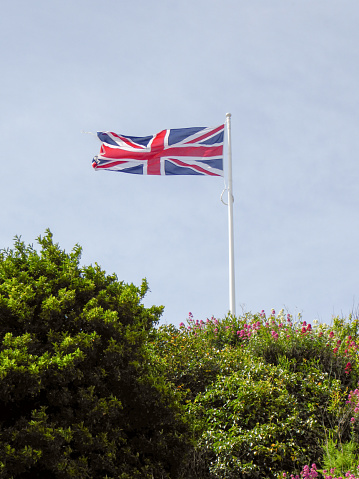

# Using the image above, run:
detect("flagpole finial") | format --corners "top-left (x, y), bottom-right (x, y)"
top-left (226, 112), bottom-right (232, 118)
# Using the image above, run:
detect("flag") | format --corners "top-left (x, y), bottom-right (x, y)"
top-left (92, 125), bottom-right (224, 176)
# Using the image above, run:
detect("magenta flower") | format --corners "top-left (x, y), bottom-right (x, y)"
top-left (345, 362), bottom-right (352, 374)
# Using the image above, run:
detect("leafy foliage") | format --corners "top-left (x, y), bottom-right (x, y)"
top-left (150, 310), bottom-right (359, 478)
top-left (0, 231), bottom-right (191, 478)
top-left (321, 434), bottom-right (359, 476)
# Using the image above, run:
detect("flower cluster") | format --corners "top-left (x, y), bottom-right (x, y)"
top-left (323, 465), bottom-right (359, 479)
top-left (282, 463), bottom-right (318, 479)
top-left (282, 464), bottom-right (359, 479)
top-left (346, 383), bottom-right (359, 424)
top-left (180, 310), bottom-right (358, 380)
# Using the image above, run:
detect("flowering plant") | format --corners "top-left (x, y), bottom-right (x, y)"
top-left (150, 310), bottom-right (359, 478)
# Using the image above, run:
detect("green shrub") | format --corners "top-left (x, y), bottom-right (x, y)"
top-left (0, 231), bottom-right (192, 478)
top-left (321, 433), bottom-right (359, 476)
top-left (151, 310), bottom-right (359, 478)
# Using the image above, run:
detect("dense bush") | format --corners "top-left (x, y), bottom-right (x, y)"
top-left (150, 310), bottom-right (359, 478)
top-left (0, 231), bottom-right (191, 478)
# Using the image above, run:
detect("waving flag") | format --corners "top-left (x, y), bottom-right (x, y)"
top-left (92, 125), bottom-right (224, 176)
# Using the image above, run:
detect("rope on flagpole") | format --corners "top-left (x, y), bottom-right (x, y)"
top-left (220, 184), bottom-right (234, 206)
top-left (81, 131), bottom-right (102, 142)
top-left (220, 175), bottom-right (228, 205)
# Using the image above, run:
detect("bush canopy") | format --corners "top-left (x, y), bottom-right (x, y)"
top-left (0, 231), bottom-right (191, 479)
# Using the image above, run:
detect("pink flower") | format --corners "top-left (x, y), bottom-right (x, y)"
top-left (345, 362), bottom-right (352, 374)
top-left (333, 347), bottom-right (338, 353)
top-left (329, 331), bottom-right (334, 338)
top-left (179, 322), bottom-right (185, 328)
top-left (271, 331), bottom-right (278, 340)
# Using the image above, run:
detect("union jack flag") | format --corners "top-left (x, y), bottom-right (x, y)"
top-left (92, 125), bottom-right (224, 176)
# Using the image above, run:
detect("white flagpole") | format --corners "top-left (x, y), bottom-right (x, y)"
top-left (226, 113), bottom-right (236, 316)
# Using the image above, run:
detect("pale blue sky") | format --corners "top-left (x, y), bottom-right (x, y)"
top-left (1, 0), bottom-right (358, 325)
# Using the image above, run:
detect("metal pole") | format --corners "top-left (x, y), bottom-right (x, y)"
top-left (226, 113), bottom-right (236, 316)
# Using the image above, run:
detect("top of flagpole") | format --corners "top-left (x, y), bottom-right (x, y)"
top-left (226, 112), bottom-right (232, 118)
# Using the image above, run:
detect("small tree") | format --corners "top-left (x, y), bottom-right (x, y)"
top-left (0, 230), bottom-right (191, 478)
